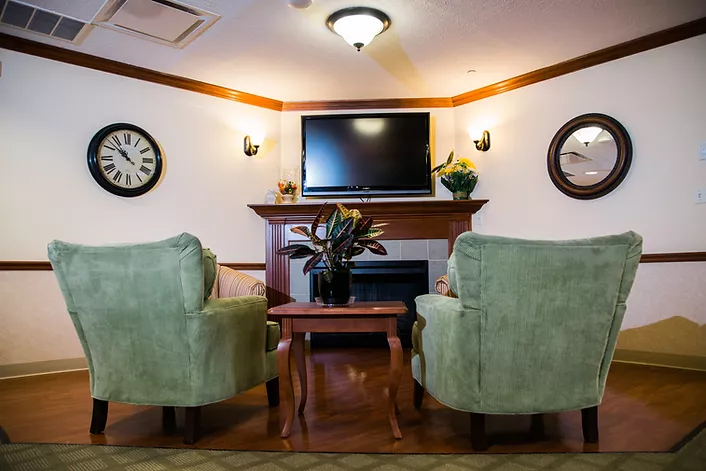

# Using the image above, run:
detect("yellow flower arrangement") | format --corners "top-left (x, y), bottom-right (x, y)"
top-left (431, 151), bottom-right (479, 198)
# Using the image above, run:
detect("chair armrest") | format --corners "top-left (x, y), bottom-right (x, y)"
top-left (217, 265), bottom-right (266, 298)
top-left (185, 296), bottom-right (269, 403)
top-left (413, 294), bottom-right (481, 409)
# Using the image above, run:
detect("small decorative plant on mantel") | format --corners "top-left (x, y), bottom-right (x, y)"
top-left (432, 150), bottom-right (479, 200)
top-left (277, 203), bottom-right (387, 306)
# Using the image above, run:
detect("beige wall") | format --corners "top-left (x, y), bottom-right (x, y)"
top-left (453, 35), bottom-right (706, 358)
top-left (0, 50), bottom-right (281, 366)
top-left (1, 35), bottom-right (705, 370)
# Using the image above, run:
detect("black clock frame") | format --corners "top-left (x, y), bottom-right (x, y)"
top-left (87, 123), bottom-right (163, 198)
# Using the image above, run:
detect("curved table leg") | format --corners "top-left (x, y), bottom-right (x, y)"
top-left (277, 335), bottom-right (294, 438)
top-left (387, 319), bottom-right (403, 439)
top-left (293, 332), bottom-right (308, 414)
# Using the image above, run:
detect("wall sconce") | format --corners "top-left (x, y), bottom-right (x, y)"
top-left (244, 133), bottom-right (265, 156)
top-left (468, 129), bottom-right (491, 152)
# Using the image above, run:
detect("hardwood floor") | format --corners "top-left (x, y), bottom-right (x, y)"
top-left (1, 348), bottom-right (704, 453)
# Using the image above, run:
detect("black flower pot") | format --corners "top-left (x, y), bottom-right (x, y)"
top-left (318, 269), bottom-right (352, 306)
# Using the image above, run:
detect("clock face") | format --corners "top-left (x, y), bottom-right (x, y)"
top-left (87, 123), bottom-right (163, 197)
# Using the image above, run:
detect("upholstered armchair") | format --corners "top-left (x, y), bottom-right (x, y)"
top-left (48, 233), bottom-right (279, 444)
top-left (413, 231), bottom-right (642, 450)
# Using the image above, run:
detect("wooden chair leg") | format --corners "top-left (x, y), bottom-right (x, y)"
top-left (581, 406), bottom-right (599, 443)
top-left (413, 379), bottom-right (424, 409)
top-left (470, 412), bottom-right (488, 451)
top-left (184, 406), bottom-right (202, 445)
top-left (530, 414), bottom-right (545, 439)
top-left (162, 406), bottom-right (176, 434)
top-left (266, 377), bottom-right (280, 407)
top-left (89, 399), bottom-right (109, 434)
top-left (0, 426), bottom-right (10, 444)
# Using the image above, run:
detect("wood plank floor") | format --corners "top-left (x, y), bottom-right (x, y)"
top-left (1, 348), bottom-right (705, 453)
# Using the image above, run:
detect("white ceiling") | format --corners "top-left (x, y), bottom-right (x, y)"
top-left (3, 0), bottom-right (706, 101)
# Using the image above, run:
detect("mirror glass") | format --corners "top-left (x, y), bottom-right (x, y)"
top-left (559, 126), bottom-right (617, 186)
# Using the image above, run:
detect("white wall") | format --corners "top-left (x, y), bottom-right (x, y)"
top-left (0, 50), bottom-right (281, 366)
top-left (453, 35), bottom-right (706, 334)
top-left (454, 35), bottom-right (706, 253)
top-left (281, 108), bottom-right (457, 201)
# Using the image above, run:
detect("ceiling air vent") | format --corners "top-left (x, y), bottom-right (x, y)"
top-left (93, 0), bottom-right (220, 49)
top-left (0, 0), bottom-right (90, 43)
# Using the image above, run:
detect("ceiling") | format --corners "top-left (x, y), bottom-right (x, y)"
top-left (2, 0), bottom-right (705, 101)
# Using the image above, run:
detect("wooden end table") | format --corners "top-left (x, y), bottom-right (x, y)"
top-left (268, 300), bottom-right (408, 439)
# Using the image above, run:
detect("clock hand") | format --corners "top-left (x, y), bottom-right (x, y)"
top-left (116, 146), bottom-right (136, 165)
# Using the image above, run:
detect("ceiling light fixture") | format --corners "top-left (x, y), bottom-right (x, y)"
top-left (326, 7), bottom-right (391, 51)
top-left (572, 126), bottom-right (603, 147)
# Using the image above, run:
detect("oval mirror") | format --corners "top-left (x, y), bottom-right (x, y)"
top-left (547, 113), bottom-right (632, 200)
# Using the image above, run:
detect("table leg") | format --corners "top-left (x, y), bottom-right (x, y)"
top-left (387, 318), bottom-right (403, 439)
top-left (277, 319), bottom-right (295, 438)
top-left (293, 332), bottom-right (308, 414)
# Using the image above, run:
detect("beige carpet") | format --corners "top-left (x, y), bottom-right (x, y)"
top-left (1, 428), bottom-right (704, 471)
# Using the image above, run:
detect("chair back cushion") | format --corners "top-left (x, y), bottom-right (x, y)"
top-left (47, 233), bottom-right (204, 405)
top-left (451, 231), bottom-right (642, 413)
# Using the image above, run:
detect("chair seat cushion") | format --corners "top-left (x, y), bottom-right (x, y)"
top-left (266, 321), bottom-right (280, 352)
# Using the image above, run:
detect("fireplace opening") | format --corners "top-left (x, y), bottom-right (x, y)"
top-left (309, 260), bottom-right (429, 348)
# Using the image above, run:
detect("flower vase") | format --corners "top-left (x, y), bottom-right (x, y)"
top-left (281, 194), bottom-right (294, 204)
top-left (452, 191), bottom-right (469, 200)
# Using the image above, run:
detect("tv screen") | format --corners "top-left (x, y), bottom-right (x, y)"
top-left (301, 112), bottom-right (431, 197)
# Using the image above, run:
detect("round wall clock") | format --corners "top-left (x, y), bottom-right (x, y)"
top-left (87, 123), bottom-right (163, 197)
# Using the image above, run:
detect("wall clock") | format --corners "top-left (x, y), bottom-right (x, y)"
top-left (87, 123), bottom-right (163, 197)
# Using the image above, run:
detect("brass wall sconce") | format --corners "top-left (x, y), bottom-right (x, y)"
top-left (473, 130), bottom-right (491, 152)
top-left (244, 134), bottom-right (263, 156)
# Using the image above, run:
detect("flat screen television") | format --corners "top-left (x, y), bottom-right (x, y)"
top-left (301, 112), bottom-right (431, 197)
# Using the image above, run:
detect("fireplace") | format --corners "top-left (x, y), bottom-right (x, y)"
top-left (308, 260), bottom-right (428, 348)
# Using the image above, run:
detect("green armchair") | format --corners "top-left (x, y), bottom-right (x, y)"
top-left (412, 231), bottom-right (642, 450)
top-left (47, 233), bottom-right (279, 444)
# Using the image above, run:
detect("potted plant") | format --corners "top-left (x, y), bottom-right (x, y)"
top-left (277, 179), bottom-right (298, 204)
top-left (277, 203), bottom-right (387, 306)
top-left (432, 151), bottom-right (479, 200)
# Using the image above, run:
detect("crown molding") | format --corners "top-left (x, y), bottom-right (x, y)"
top-left (282, 97), bottom-right (453, 111)
top-left (0, 33), bottom-right (284, 111)
top-left (452, 16), bottom-right (706, 106)
top-left (1, 17), bottom-right (705, 112)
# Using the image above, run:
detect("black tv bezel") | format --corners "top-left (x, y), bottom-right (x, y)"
top-left (301, 112), bottom-right (432, 198)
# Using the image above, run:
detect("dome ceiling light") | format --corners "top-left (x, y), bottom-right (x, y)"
top-left (326, 7), bottom-right (391, 51)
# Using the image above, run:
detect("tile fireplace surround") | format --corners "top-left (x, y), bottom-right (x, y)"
top-left (249, 200), bottom-right (488, 307)
top-left (289, 239), bottom-right (448, 302)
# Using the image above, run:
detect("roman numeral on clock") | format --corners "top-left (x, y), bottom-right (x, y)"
top-left (103, 163), bottom-right (116, 175)
top-left (113, 170), bottom-right (123, 183)
top-left (136, 173), bottom-right (143, 183)
top-left (101, 156), bottom-right (113, 161)
top-left (104, 144), bottom-right (116, 151)
top-left (123, 133), bottom-right (131, 145)
top-left (139, 165), bottom-right (152, 175)
top-left (111, 135), bottom-right (122, 148)
top-left (126, 174), bottom-right (132, 186)
top-left (143, 158), bottom-right (154, 164)
top-left (134, 137), bottom-right (141, 148)
top-left (139, 147), bottom-right (151, 155)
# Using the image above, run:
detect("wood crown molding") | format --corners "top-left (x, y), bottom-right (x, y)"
top-left (0, 33), bottom-right (283, 112)
top-left (0, 261), bottom-right (266, 271)
top-left (3, 17), bottom-right (704, 112)
top-left (452, 16), bottom-right (706, 106)
top-left (282, 97), bottom-right (453, 112)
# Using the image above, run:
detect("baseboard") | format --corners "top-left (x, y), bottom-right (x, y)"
top-left (613, 349), bottom-right (706, 371)
top-left (0, 357), bottom-right (87, 379)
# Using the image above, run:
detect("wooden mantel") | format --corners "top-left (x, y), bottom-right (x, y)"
top-left (248, 200), bottom-right (489, 307)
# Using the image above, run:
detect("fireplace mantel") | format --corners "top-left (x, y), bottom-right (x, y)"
top-left (248, 199), bottom-right (489, 306)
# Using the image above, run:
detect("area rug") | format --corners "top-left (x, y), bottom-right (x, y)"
top-left (1, 429), bottom-right (704, 471)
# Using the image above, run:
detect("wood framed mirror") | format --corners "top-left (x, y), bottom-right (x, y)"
top-left (547, 113), bottom-right (632, 200)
